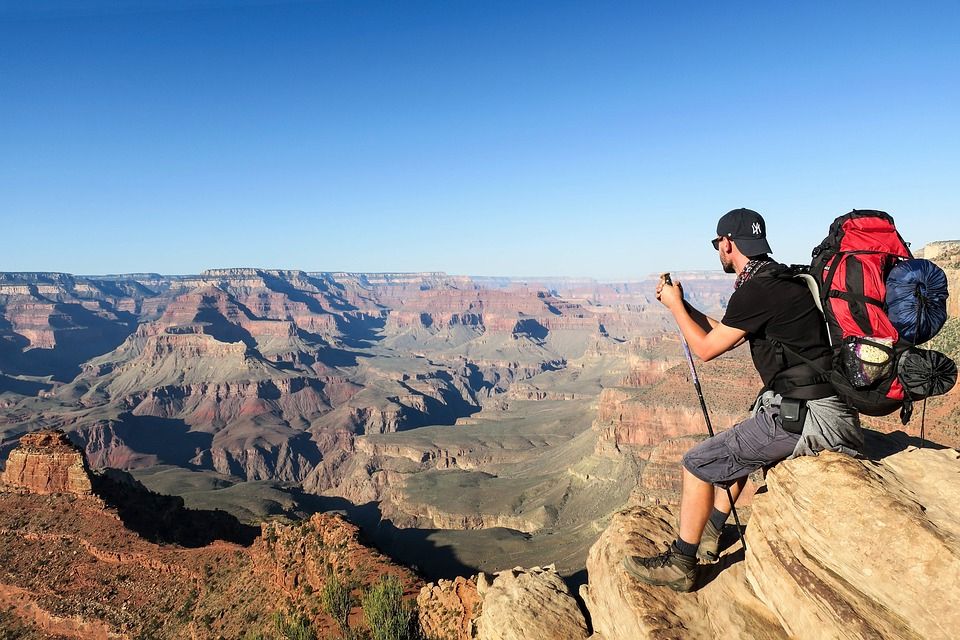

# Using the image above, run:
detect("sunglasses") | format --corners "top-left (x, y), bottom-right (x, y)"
top-left (711, 236), bottom-right (725, 250)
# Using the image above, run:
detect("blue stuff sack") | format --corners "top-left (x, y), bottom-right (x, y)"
top-left (886, 259), bottom-right (949, 345)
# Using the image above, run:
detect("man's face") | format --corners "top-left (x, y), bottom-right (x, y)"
top-left (716, 237), bottom-right (735, 273)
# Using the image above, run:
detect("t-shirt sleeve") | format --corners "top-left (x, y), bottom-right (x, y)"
top-left (720, 281), bottom-right (770, 335)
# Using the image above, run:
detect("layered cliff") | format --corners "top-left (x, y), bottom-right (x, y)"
top-left (1, 430), bottom-right (92, 495)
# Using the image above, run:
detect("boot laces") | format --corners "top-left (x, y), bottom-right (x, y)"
top-left (638, 543), bottom-right (676, 568)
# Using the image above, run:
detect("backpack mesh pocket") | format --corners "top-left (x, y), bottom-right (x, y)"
top-left (838, 337), bottom-right (895, 388)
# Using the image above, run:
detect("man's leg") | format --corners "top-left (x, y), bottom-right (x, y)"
top-left (619, 440), bottom-right (738, 592)
top-left (698, 476), bottom-right (748, 562)
top-left (713, 476), bottom-right (748, 513)
top-left (623, 406), bottom-right (799, 590)
top-left (677, 466), bottom-right (715, 545)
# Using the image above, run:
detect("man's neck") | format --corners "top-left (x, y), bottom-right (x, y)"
top-left (731, 254), bottom-right (751, 275)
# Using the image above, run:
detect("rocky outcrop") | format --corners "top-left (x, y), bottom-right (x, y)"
top-left (1, 430), bottom-right (93, 495)
top-left (581, 440), bottom-right (960, 640)
top-left (581, 503), bottom-right (784, 639)
top-left (0, 433), bottom-right (423, 638)
top-left (745, 448), bottom-right (960, 639)
top-left (417, 576), bottom-right (481, 640)
top-left (475, 565), bottom-right (588, 640)
top-left (254, 512), bottom-right (420, 598)
top-left (417, 566), bottom-right (590, 640)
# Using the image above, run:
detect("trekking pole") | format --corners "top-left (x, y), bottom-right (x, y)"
top-left (661, 273), bottom-right (748, 554)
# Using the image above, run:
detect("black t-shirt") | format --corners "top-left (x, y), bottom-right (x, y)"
top-left (721, 263), bottom-right (831, 388)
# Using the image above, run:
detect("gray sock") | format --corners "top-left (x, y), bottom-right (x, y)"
top-left (672, 537), bottom-right (699, 558)
top-left (709, 508), bottom-right (729, 531)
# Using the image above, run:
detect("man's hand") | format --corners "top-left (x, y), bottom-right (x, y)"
top-left (657, 273), bottom-right (684, 311)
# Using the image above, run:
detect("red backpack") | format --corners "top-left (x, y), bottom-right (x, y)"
top-left (771, 210), bottom-right (955, 426)
top-left (809, 211), bottom-right (914, 418)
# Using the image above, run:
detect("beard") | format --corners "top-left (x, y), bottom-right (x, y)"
top-left (720, 253), bottom-right (735, 274)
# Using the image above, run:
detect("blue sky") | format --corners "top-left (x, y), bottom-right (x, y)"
top-left (2, 0), bottom-right (958, 278)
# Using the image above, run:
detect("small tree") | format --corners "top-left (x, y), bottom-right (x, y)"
top-left (361, 576), bottom-right (417, 640)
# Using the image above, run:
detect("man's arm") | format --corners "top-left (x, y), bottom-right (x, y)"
top-left (657, 277), bottom-right (721, 332)
top-left (658, 279), bottom-right (746, 361)
top-left (683, 300), bottom-right (719, 332)
top-left (684, 301), bottom-right (747, 348)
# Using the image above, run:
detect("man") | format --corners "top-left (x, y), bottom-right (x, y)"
top-left (622, 208), bottom-right (861, 592)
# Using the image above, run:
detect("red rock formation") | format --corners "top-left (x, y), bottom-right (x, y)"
top-left (384, 287), bottom-right (608, 333)
top-left (633, 435), bottom-right (703, 505)
top-left (1, 430), bottom-right (92, 496)
top-left (0, 432), bottom-right (423, 638)
top-left (594, 387), bottom-right (724, 450)
top-left (253, 512), bottom-right (420, 600)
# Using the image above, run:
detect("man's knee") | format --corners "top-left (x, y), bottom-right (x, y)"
top-left (681, 450), bottom-right (700, 478)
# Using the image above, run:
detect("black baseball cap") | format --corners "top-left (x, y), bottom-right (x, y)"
top-left (715, 208), bottom-right (772, 256)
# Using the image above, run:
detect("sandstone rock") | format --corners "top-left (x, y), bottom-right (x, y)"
top-left (746, 448), bottom-right (960, 640)
top-left (1, 430), bottom-right (93, 495)
top-left (581, 504), bottom-right (785, 640)
top-left (476, 571), bottom-right (492, 594)
top-left (475, 564), bottom-right (588, 640)
top-left (583, 443), bottom-right (960, 640)
top-left (417, 576), bottom-right (481, 640)
top-left (920, 240), bottom-right (960, 317)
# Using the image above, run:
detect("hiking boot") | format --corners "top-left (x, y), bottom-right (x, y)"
top-left (697, 519), bottom-right (722, 563)
top-left (622, 543), bottom-right (697, 592)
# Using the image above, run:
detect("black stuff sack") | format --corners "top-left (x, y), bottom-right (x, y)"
top-left (898, 348), bottom-right (958, 399)
top-left (886, 259), bottom-right (949, 345)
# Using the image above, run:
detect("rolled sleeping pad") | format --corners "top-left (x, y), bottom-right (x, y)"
top-left (899, 348), bottom-right (958, 399)
top-left (886, 259), bottom-right (949, 345)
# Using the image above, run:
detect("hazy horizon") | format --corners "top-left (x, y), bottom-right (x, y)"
top-left (2, 265), bottom-right (733, 283)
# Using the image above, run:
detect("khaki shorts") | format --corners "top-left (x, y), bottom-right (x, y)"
top-left (681, 403), bottom-right (800, 487)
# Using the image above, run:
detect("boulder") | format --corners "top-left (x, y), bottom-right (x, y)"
top-left (475, 565), bottom-right (588, 640)
top-left (746, 448), bottom-right (960, 639)
top-left (417, 576), bottom-right (481, 640)
top-left (581, 505), bottom-right (784, 639)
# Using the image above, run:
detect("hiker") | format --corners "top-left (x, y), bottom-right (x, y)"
top-left (622, 208), bottom-right (862, 592)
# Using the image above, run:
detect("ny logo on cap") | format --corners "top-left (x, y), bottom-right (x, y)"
top-left (752, 222), bottom-right (762, 235)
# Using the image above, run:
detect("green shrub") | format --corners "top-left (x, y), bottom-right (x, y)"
top-left (273, 610), bottom-right (317, 640)
top-left (361, 576), bottom-right (418, 640)
top-left (319, 569), bottom-right (356, 634)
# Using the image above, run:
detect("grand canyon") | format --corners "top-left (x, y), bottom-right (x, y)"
top-left (2, 243), bottom-right (959, 639)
